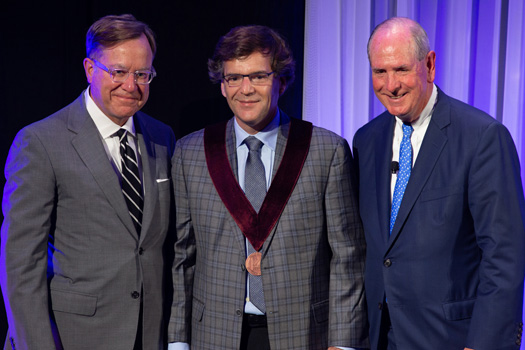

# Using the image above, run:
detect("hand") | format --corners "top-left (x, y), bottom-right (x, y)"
top-left (465, 348), bottom-right (475, 350)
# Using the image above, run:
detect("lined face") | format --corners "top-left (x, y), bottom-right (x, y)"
top-left (369, 28), bottom-right (435, 123)
top-left (221, 51), bottom-right (286, 134)
top-left (84, 34), bottom-right (153, 126)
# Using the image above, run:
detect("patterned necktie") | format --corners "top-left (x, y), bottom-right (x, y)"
top-left (243, 136), bottom-right (266, 313)
top-left (390, 123), bottom-right (413, 234)
top-left (116, 129), bottom-right (143, 234)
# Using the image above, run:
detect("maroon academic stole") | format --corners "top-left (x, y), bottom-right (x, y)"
top-left (204, 118), bottom-right (313, 256)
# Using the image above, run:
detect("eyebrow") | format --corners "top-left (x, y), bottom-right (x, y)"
top-left (371, 64), bottom-right (410, 72)
top-left (107, 63), bottom-right (152, 71)
top-left (394, 65), bottom-right (410, 70)
top-left (224, 70), bottom-right (269, 76)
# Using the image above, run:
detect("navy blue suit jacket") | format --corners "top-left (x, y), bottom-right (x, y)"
top-left (353, 88), bottom-right (525, 349)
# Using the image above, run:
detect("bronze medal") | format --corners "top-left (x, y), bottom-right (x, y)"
top-left (245, 252), bottom-right (262, 276)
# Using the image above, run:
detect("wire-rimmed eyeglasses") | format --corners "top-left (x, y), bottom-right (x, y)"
top-left (91, 59), bottom-right (156, 85)
top-left (222, 72), bottom-right (275, 87)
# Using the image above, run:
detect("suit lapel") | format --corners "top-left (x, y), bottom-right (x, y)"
top-left (388, 91), bottom-right (450, 248)
top-left (135, 116), bottom-right (157, 242)
top-left (375, 117), bottom-right (396, 245)
top-left (224, 119), bottom-right (249, 252)
top-left (271, 111), bottom-right (290, 180)
top-left (68, 94), bottom-right (138, 238)
top-left (261, 112), bottom-right (290, 254)
top-left (225, 119), bottom-right (238, 181)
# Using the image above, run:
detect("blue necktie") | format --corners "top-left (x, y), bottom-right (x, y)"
top-left (243, 136), bottom-right (266, 313)
top-left (390, 123), bottom-right (413, 234)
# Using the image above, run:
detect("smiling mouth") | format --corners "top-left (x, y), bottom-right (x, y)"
top-left (237, 100), bottom-right (258, 106)
top-left (388, 93), bottom-right (407, 100)
top-left (115, 95), bottom-right (139, 102)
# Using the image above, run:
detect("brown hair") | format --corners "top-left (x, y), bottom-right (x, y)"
top-left (86, 14), bottom-right (156, 59)
top-left (208, 25), bottom-right (295, 87)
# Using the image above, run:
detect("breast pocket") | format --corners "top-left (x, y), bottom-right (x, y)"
top-left (156, 177), bottom-right (171, 194)
top-left (420, 185), bottom-right (464, 202)
top-left (418, 185), bottom-right (466, 225)
top-left (286, 193), bottom-right (322, 214)
top-left (283, 193), bottom-right (323, 232)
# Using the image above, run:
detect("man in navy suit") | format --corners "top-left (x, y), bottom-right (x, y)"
top-left (353, 17), bottom-right (525, 349)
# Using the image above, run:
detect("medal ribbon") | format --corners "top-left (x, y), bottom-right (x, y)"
top-left (204, 118), bottom-right (313, 251)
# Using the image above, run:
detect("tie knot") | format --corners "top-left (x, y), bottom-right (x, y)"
top-left (116, 129), bottom-right (127, 141)
top-left (244, 136), bottom-right (264, 152)
top-left (402, 123), bottom-right (413, 137)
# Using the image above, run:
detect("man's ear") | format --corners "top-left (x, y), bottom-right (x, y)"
top-left (83, 58), bottom-right (95, 84)
top-left (279, 77), bottom-right (287, 96)
top-left (426, 51), bottom-right (436, 83)
top-left (221, 81), bottom-right (227, 97)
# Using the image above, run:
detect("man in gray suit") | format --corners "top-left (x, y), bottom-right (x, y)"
top-left (0, 14), bottom-right (175, 350)
top-left (168, 25), bottom-right (368, 350)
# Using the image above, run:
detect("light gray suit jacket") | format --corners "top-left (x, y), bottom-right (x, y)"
top-left (168, 112), bottom-right (368, 349)
top-left (0, 93), bottom-right (176, 350)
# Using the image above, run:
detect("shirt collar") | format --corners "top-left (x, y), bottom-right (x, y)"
top-left (84, 87), bottom-right (136, 139)
top-left (234, 109), bottom-right (280, 151)
top-left (395, 83), bottom-right (438, 129)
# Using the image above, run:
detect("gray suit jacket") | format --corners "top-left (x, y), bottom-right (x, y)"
top-left (168, 112), bottom-right (368, 349)
top-left (0, 93), bottom-right (176, 350)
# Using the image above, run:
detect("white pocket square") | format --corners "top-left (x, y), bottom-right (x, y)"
top-left (156, 178), bottom-right (170, 183)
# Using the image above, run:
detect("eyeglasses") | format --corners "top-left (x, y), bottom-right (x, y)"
top-left (222, 72), bottom-right (275, 87)
top-left (91, 59), bottom-right (157, 85)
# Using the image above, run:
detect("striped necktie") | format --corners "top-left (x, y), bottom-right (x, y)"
top-left (116, 129), bottom-right (143, 234)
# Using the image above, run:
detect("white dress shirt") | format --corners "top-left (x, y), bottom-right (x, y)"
top-left (84, 88), bottom-right (143, 184)
top-left (390, 84), bottom-right (438, 200)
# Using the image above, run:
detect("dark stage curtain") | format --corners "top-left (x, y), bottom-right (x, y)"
top-left (0, 0), bottom-right (305, 341)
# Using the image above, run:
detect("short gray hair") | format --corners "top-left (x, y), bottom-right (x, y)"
top-left (367, 17), bottom-right (430, 61)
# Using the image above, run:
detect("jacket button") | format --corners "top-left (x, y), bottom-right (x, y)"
top-left (241, 264), bottom-right (246, 271)
top-left (236, 309), bottom-right (242, 316)
top-left (131, 291), bottom-right (140, 299)
top-left (383, 259), bottom-right (392, 267)
top-left (138, 247), bottom-right (144, 255)
top-left (378, 302), bottom-right (383, 310)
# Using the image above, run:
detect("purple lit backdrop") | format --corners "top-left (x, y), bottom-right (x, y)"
top-left (304, 0), bottom-right (525, 345)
